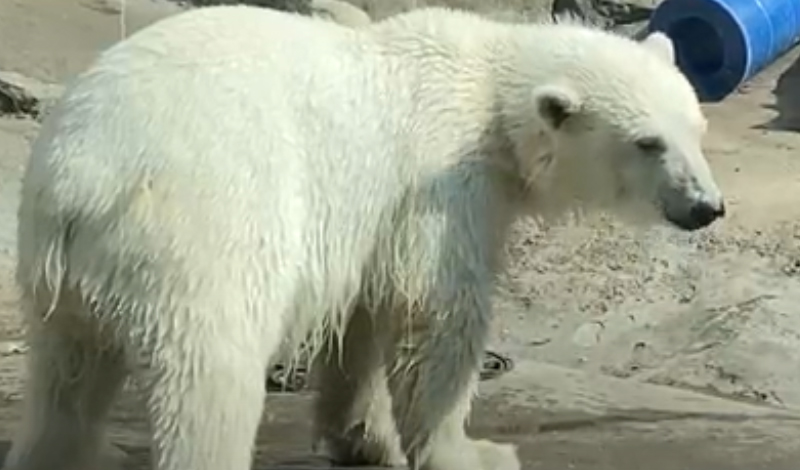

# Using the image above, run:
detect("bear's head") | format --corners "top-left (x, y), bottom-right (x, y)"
top-left (512, 29), bottom-right (724, 232)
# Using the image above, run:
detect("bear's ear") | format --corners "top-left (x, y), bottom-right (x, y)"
top-left (532, 84), bottom-right (582, 131)
top-left (641, 32), bottom-right (676, 64)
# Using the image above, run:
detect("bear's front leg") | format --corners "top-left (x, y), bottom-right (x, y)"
top-left (384, 293), bottom-right (520, 470)
top-left (313, 304), bottom-right (406, 466)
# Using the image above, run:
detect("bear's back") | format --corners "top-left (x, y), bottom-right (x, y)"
top-left (26, 6), bottom-right (397, 220)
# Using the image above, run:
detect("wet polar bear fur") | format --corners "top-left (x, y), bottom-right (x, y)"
top-left (6, 5), bottom-right (724, 470)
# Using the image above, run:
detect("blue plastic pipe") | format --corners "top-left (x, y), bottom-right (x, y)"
top-left (648, 0), bottom-right (800, 102)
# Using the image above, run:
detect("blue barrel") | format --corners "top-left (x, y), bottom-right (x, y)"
top-left (649, 0), bottom-right (800, 102)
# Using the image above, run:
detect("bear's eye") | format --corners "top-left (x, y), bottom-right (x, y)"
top-left (635, 136), bottom-right (667, 155)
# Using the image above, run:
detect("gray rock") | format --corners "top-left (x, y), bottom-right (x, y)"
top-left (552, 0), bottom-right (658, 38)
top-left (0, 71), bottom-right (63, 120)
top-left (183, 0), bottom-right (313, 14)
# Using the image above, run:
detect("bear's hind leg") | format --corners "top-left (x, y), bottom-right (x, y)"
top-left (313, 304), bottom-right (406, 467)
top-left (131, 297), bottom-right (275, 470)
top-left (3, 290), bottom-right (128, 470)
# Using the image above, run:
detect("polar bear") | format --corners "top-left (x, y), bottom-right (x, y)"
top-left (5, 5), bottom-right (724, 470)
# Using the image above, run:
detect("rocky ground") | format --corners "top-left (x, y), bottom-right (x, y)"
top-left (1, 0), bottom-right (800, 468)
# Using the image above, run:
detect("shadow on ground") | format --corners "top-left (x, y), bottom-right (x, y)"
top-left (758, 51), bottom-right (800, 132)
top-left (2, 362), bottom-right (800, 470)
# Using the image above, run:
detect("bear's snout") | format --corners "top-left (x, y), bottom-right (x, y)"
top-left (666, 199), bottom-right (725, 231)
top-left (691, 200), bottom-right (725, 225)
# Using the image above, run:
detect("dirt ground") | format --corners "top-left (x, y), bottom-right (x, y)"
top-left (1, 0), bottom-right (800, 469)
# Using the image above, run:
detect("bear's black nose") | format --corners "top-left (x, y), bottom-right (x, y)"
top-left (689, 200), bottom-right (725, 228)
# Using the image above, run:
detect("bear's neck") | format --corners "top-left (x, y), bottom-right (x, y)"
top-left (487, 29), bottom-right (601, 222)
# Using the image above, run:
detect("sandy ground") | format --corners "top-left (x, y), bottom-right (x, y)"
top-left (1, 0), bottom-right (800, 468)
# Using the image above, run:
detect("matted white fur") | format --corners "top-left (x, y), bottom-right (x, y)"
top-left (5, 5), bottom-right (723, 470)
